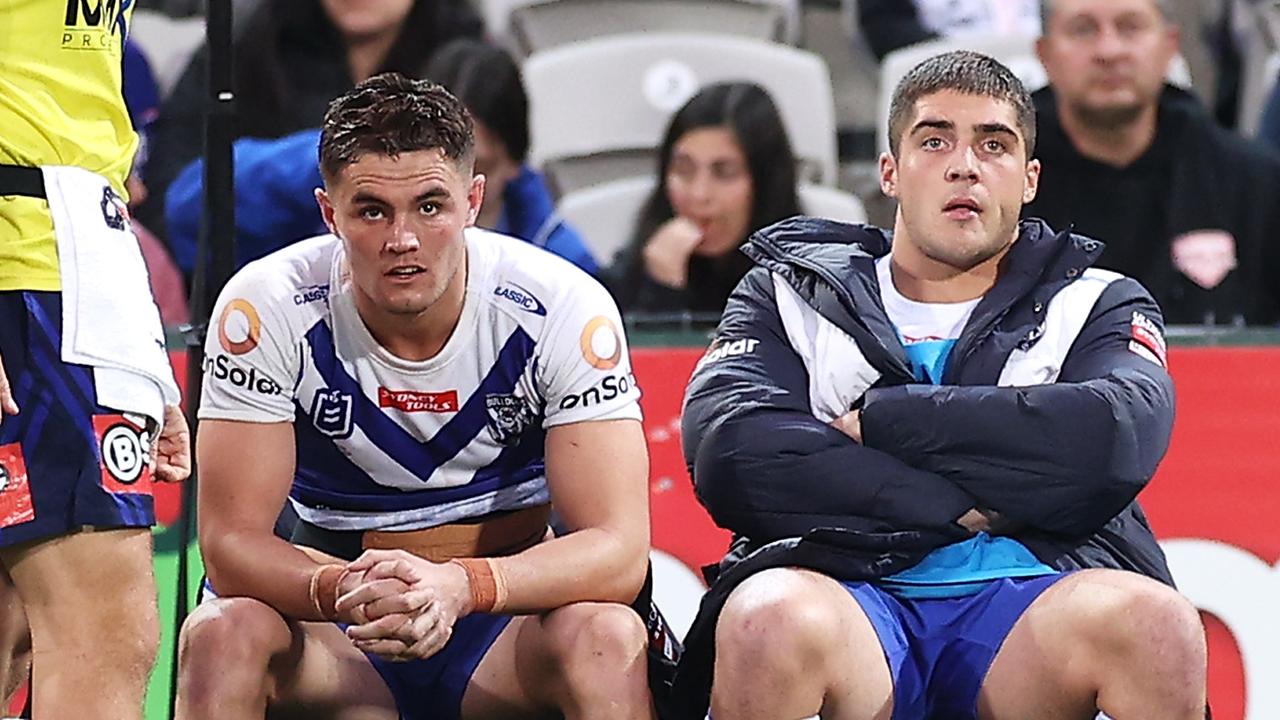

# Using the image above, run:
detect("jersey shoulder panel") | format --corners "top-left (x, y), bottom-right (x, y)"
top-left (198, 235), bottom-right (339, 422)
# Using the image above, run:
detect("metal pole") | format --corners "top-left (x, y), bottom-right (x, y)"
top-left (171, 0), bottom-right (235, 715)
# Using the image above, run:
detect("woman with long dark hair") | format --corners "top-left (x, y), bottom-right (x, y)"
top-left (611, 82), bottom-right (801, 315)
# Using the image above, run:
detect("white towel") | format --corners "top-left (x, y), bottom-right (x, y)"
top-left (41, 165), bottom-right (180, 427)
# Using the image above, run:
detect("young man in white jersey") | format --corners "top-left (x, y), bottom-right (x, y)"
top-left (174, 73), bottom-right (655, 720)
top-left (675, 51), bottom-right (1208, 719)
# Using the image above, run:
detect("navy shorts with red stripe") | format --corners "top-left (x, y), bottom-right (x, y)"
top-left (0, 290), bottom-right (156, 548)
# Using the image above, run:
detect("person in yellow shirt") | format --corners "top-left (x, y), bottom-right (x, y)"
top-left (0, 2), bottom-right (192, 717)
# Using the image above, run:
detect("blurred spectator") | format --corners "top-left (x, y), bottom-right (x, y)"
top-left (165, 40), bottom-right (597, 276)
top-left (1026, 0), bottom-right (1280, 325)
top-left (164, 130), bottom-right (325, 275)
top-left (140, 0), bottom-right (482, 235)
top-left (123, 40), bottom-right (190, 328)
top-left (859, 0), bottom-right (1041, 60)
top-left (608, 83), bottom-right (801, 315)
top-left (426, 39), bottom-right (598, 274)
top-left (1261, 77), bottom-right (1280, 152)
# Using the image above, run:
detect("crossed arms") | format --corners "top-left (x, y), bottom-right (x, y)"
top-left (681, 267), bottom-right (1175, 545)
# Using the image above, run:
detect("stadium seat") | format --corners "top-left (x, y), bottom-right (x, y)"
top-left (875, 33), bottom-right (1196, 154)
top-left (477, 0), bottom-right (802, 55)
top-left (128, 9), bottom-right (207, 99)
top-left (1229, 0), bottom-right (1280, 136)
top-left (556, 176), bottom-right (867, 267)
top-left (525, 32), bottom-right (838, 195)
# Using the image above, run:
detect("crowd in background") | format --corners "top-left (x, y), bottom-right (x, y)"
top-left (124, 0), bottom-right (1280, 328)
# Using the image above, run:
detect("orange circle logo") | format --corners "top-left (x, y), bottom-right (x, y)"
top-left (579, 316), bottom-right (622, 370)
top-left (218, 298), bottom-right (262, 355)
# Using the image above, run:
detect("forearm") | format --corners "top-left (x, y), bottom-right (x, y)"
top-left (484, 527), bottom-right (648, 613)
top-left (862, 372), bottom-right (1172, 534)
top-left (690, 408), bottom-right (977, 541)
top-left (202, 528), bottom-right (344, 621)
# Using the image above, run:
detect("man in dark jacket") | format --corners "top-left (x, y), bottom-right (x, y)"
top-left (1026, 0), bottom-right (1280, 325)
top-left (675, 50), bottom-right (1206, 720)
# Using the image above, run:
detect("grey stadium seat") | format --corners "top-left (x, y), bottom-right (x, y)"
top-left (477, 0), bottom-right (802, 55)
top-left (525, 32), bottom-right (838, 195)
top-left (556, 176), bottom-right (867, 267)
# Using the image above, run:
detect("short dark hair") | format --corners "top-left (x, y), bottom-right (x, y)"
top-left (319, 72), bottom-right (474, 182)
top-left (887, 50), bottom-right (1037, 159)
top-left (426, 39), bottom-right (530, 164)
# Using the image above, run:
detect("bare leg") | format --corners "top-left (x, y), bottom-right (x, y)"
top-left (176, 596), bottom-right (398, 720)
top-left (978, 569), bottom-right (1207, 720)
top-left (0, 566), bottom-right (30, 709)
top-left (1, 528), bottom-right (158, 720)
top-left (710, 568), bottom-right (893, 720)
top-left (461, 602), bottom-right (653, 720)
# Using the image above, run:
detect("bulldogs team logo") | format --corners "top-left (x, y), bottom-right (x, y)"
top-left (311, 389), bottom-right (354, 439)
top-left (485, 393), bottom-right (535, 446)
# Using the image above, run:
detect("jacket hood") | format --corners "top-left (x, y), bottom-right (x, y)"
top-left (742, 215), bottom-right (1106, 311)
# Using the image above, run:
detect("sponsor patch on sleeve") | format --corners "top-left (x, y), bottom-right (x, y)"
top-left (579, 316), bottom-right (622, 370)
top-left (695, 337), bottom-right (760, 370)
top-left (1129, 311), bottom-right (1167, 367)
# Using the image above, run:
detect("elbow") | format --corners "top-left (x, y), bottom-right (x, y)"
top-left (197, 524), bottom-right (246, 596)
top-left (690, 423), bottom-right (746, 532)
top-left (592, 532), bottom-right (650, 604)
top-left (614, 553), bottom-right (650, 605)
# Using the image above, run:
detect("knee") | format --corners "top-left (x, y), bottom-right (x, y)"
top-left (178, 597), bottom-right (290, 678)
top-left (1112, 581), bottom-right (1205, 667)
top-left (544, 602), bottom-right (648, 679)
top-left (716, 570), bottom-right (840, 672)
top-left (1075, 573), bottom-right (1206, 684)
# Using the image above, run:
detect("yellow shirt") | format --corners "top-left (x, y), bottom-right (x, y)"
top-left (0, 0), bottom-right (138, 291)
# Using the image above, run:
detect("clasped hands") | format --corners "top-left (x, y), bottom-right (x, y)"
top-left (332, 549), bottom-right (475, 662)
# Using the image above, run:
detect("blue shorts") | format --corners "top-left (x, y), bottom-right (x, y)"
top-left (360, 611), bottom-right (512, 720)
top-left (843, 574), bottom-right (1064, 720)
top-left (0, 291), bottom-right (156, 548)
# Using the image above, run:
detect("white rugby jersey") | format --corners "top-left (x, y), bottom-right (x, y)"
top-left (199, 228), bottom-right (642, 531)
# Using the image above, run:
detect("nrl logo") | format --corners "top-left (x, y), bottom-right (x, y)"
top-left (311, 389), bottom-right (354, 439)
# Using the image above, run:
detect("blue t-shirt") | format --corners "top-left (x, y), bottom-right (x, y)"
top-left (875, 256), bottom-right (1056, 598)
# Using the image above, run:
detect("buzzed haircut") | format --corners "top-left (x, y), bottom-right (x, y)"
top-left (1039, 0), bottom-right (1171, 28)
top-left (319, 72), bottom-right (474, 183)
top-left (886, 50), bottom-right (1037, 159)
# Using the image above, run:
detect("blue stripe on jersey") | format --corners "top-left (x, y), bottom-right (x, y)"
top-left (470, 424), bottom-right (546, 487)
top-left (291, 404), bottom-right (544, 514)
top-left (303, 321), bottom-right (538, 482)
